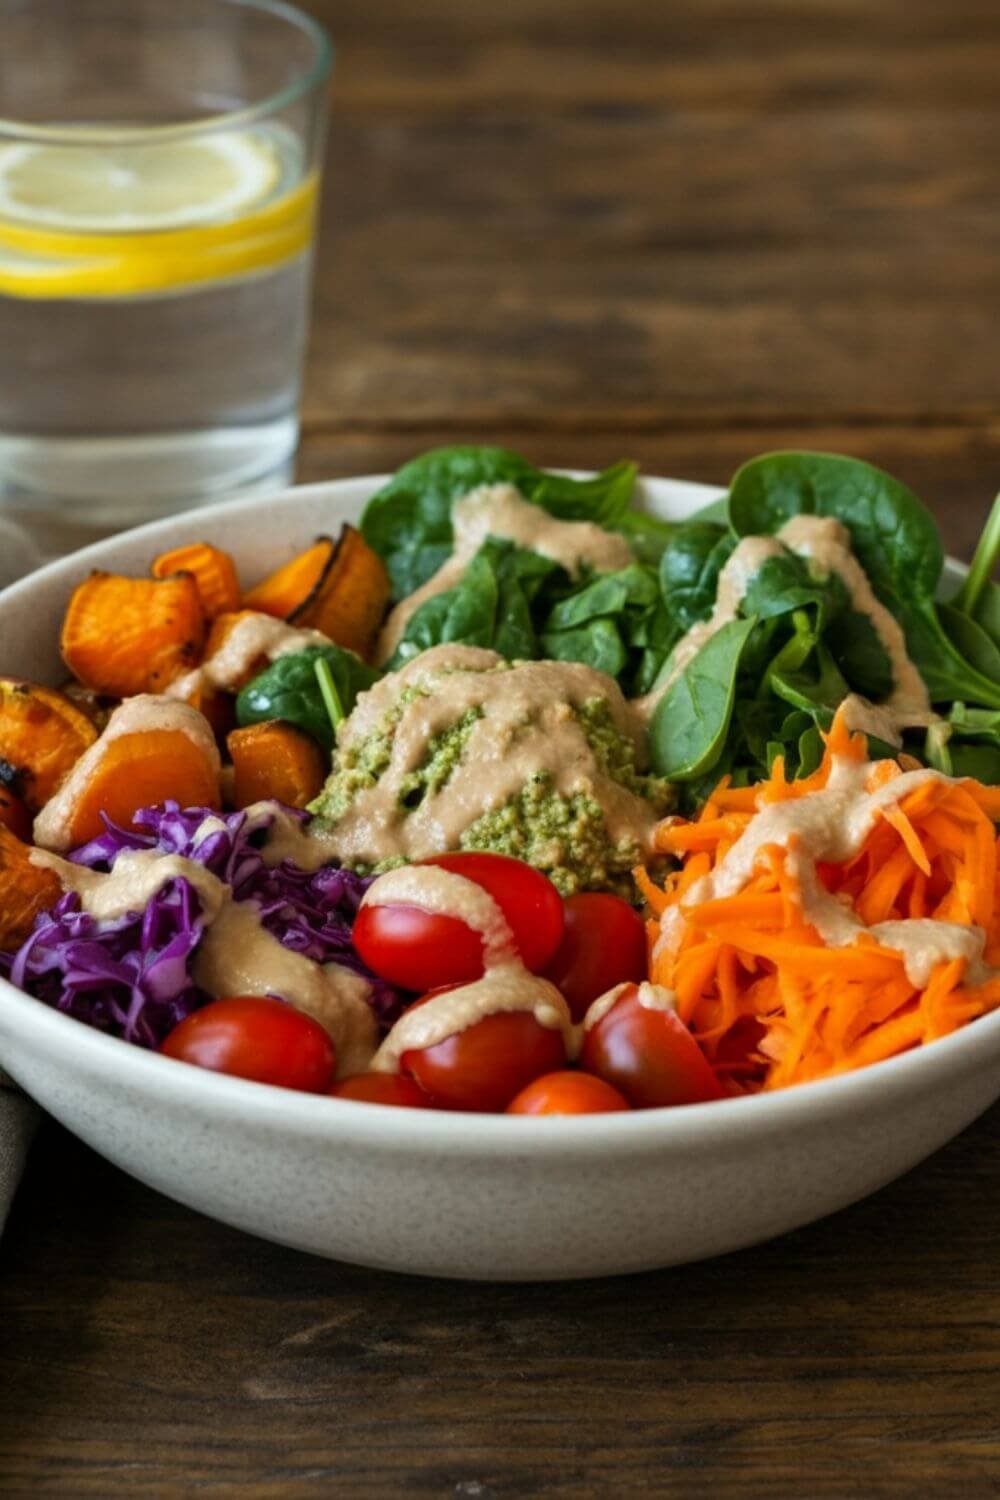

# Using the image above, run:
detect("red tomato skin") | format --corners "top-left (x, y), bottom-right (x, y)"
top-left (353, 853), bottom-right (564, 993)
top-left (352, 902), bottom-right (485, 991)
top-left (580, 986), bottom-right (724, 1108)
top-left (330, 1073), bottom-right (431, 1108)
top-left (421, 852), bottom-right (564, 973)
top-left (507, 1070), bottom-right (630, 1115)
top-left (161, 995), bottom-right (336, 1093)
top-left (402, 1007), bottom-right (567, 1112)
top-left (542, 892), bottom-right (647, 1021)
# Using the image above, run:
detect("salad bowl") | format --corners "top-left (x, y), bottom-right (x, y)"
top-left (0, 472), bottom-right (997, 1281)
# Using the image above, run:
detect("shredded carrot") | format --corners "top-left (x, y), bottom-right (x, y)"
top-left (645, 704), bottom-right (1000, 1092)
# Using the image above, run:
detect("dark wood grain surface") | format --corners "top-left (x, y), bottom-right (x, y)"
top-left (3, 0), bottom-right (1000, 1493)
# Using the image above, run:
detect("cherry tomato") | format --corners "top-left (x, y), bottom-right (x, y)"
top-left (330, 1073), bottom-right (431, 1108)
top-left (542, 892), bottom-right (647, 1021)
top-left (579, 985), bottom-right (723, 1108)
top-left (507, 1070), bottom-right (630, 1115)
top-left (401, 996), bottom-right (567, 1112)
top-left (353, 851), bottom-right (564, 992)
top-left (162, 995), bottom-right (336, 1093)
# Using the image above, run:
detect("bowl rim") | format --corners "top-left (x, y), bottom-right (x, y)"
top-left (1, 467), bottom-right (994, 1157)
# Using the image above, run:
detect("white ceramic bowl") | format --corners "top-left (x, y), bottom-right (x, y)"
top-left (0, 474), bottom-right (996, 1281)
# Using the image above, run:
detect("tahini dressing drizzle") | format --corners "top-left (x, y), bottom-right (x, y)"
top-left (376, 484), bottom-right (633, 664)
top-left (633, 514), bottom-right (936, 741)
top-left (32, 695), bottom-right (221, 853)
top-left (168, 611), bottom-right (332, 701)
top-left (655, 754), bottom-right (995, 989)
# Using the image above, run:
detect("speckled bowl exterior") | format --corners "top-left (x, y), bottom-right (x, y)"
top-left (0, 475), bottom-right (996, 1281)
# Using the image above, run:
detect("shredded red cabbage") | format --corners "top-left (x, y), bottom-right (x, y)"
top-left (1, 802), bottom-right (405, 1047)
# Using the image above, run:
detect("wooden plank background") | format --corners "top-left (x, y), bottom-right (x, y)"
top-left (2, 0), bottom-right (999, 1493)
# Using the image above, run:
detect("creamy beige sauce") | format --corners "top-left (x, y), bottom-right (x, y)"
top-left (193, 899), bottom-right (377, 1076)
top-left (633, 514), bottom-right (935, 732)
top-left (361, 864), bottom-right (517, 967)
top-left (371, 963), bottom-right (573, 1074)
top-left (376, 484), bottom-right (634, 664)
top-left (30, 846), bottom-right (228, 923)
top-left (319, 644), bottom-right (658, 869)
top-left (168, 611), bottom-right (332, 701)
top-left (655, 752), bottom-right (996, 990)
top-left (632, 535), bottom-right (785, 721)
top-left (778, 515), bottom-right (934, 726)
top-left (33, 695), bottom-right (221, 853)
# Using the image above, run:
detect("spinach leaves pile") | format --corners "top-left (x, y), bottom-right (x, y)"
top-left (649, 453), bottom-right (1000, 802)
top-left (363, 445), bottom-right (680, 694)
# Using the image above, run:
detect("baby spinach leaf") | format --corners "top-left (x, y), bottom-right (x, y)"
top-left (658, 522), bottom-right (737, 631)
top-left (728, 451), bottom-right (943, 605)
top-left (541, 620), bottom-right (628, 680)
top-left (948, 742), bottom-right (1000, 782)
top-left (740, 553), bottom-right (830, 621)
top-left (545, 565), bottom-right (658, 631)
top-left (387, 539), bottom-right (561, 669)
top-left (361, 446), bottom-right (639, 599)
top-left (938, 602), bottom-right (1000, 685)
top-left (649, 616), bottom-right (758, 781)
top-left (613, 509), bottom-right (677, 565)
top-left (770, 644), bottom-right (850, 715)
top-left (236, 645), bottom-right (380, 752)
top-left (972, 581), bottom-right (1000, 650)
top-left (828, 609), bottom-right (894, 701)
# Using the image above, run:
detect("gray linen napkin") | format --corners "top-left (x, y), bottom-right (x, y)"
top-left (0, 519), bottom-right (45, 1226)
top-left (0, 1078), bottom-right (39, 1231)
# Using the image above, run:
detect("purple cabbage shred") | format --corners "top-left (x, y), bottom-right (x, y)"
top-left (1, 802), bottom-right (405, 1048)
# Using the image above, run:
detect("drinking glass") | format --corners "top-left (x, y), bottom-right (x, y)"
top-left (0, 0), bottom-right (331, 550)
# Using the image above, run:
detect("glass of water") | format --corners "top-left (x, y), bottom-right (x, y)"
top-left (0, 0), bottom-right (331, 550)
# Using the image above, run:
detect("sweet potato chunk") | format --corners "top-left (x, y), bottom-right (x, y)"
top-left (228, 720), bottom-right (326, 810)
top-left (151, 542), bottom-right (241, 620)
top-left (243, 538), bottom-right (334, 620)
top-left (61, 571), bottom-right (205, 696)
top-left (0, 826), bottom-right (61, 951)
top-left (0, 787), bottom-right (31, 840)
top-left (0, 678), bottom-right (98, 811)
top-left (294, 526), bottom-right (390, 659)
top-left (44, 729), bottom-right (220, 849)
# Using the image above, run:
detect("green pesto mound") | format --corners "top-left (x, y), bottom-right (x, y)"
top-left (310, 662), bottom-right (673, 894)
top-left (459, 774), bottom-right (644, 897)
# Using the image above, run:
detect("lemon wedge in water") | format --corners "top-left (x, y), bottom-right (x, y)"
top-left (0, 128), bottom-right (317, 299)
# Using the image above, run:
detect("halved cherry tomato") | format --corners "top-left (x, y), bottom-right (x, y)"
top-left (507, 1070), bottom-right (630, 1115)
top-left (330, 1073), bottom-right (431, 1108)
top-left (579, 984), bottom-right (723, 1108)
top-left (542, 891), bottom-right (647, 1021)
top-left (353, 851), bottom-right (564, 992)
top-left (161, 995), bottom-right (336, 1093)
top-left (400, 992), bottom-right (567, 1112)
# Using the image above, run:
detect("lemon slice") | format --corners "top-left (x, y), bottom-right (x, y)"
top-left (0, 130), bottom-right (281, 233)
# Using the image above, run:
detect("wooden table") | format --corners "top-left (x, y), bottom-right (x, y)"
top-left (3, 0), bottom-right (1000, 1491)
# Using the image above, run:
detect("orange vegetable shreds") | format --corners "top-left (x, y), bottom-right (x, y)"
top-left (0, 678), bottom-right (98, 810)
top-left (0, 786), bottom-right (31, 841)
top-left (243, 538), bottom-right (334, 620)
top-left (61, 571), bottom-right (205, 697)
top-left (151, 542), bottom-right (241, 620)
top-left (293, 526), bottom-right (391, 659)
top-left (645, 704), bottom-right (1000, 1094)
top-left (33, 697), bottom-right (221, 852)
top-left (0, 825), bottom-right (62, 951)
top-left (227, 720), bottom-right (326, 811)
